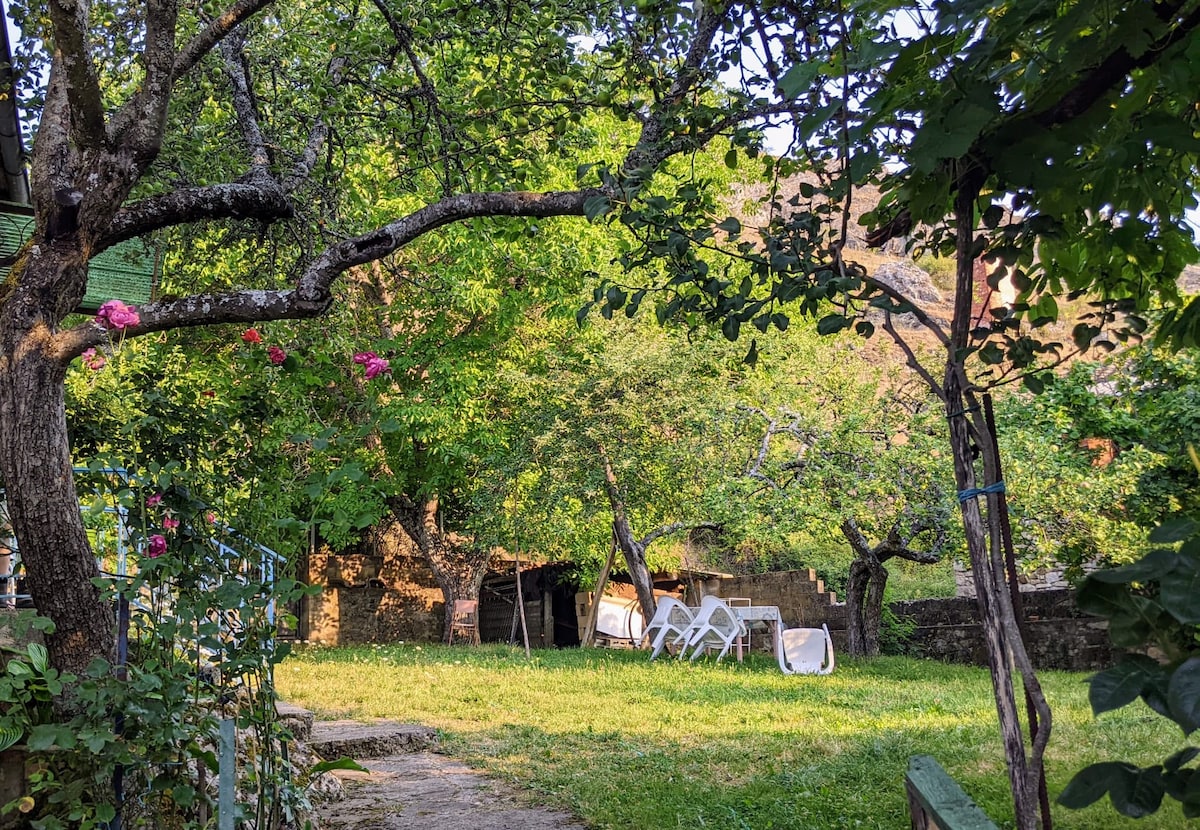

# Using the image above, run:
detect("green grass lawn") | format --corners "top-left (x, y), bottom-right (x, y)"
top-left (278, 645), bottom-right (1187, 829)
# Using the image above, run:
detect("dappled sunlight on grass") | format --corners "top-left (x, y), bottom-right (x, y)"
top-left (280, 644), bottom-right (1187, 829)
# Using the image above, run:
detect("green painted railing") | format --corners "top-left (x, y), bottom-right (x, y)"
top-left (0, 203), bottom-right (158, 312)
top-left (906, 755), bottom-right (999, 830)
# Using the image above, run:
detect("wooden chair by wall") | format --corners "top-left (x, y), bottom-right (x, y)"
top-left (448, 599), bottom-right (480, 645)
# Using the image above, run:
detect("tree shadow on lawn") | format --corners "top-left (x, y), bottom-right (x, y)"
top-left (442, 656), bottom-right (1188, 830)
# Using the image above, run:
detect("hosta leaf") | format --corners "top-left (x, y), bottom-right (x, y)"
top-left (0, 723), bottom-right (22, 752)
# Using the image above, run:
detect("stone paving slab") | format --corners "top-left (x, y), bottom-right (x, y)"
top-left (308, 720), bottom-right (438, 761)
top-left (316, 751), bottom-right (586, 830)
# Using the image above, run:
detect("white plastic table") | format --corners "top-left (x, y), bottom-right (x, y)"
top-left (731, 605), bottom-right (785, 665)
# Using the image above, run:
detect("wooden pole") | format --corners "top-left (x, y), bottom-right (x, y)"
top-left (513, 547), bottom-right (531, 658)
top-left (581, 535), bottom-right (618, 647)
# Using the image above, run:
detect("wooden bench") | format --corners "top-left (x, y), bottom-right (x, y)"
top-left (905, 755), bottom-right (999, 830)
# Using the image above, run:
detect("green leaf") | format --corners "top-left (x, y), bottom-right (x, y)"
top-left (1022, 373), bottom-right (1044, 394)
top-left (1151, 518), bottom-right (1200, 543)
top-left (721, 316), bottom-right (740, 342)
top-left (778, 62), bottom-right (820, 99)
top-left (1107, 598), bottom-right (1161, 649)
top-left (742, 338), bottom-right (759, 366)
top-left (27, 643), bottom-right (48, 673)
top-left (583, 195), bottom-right (611, 221)
top-left (1169, 658), bottom-right (1200, 734)
top-left (816, 314), bottom-right (849, 336)
top-left (724, 149), bottom-right (738, 170)
top-left (0, 724), bottom-right (22, 752)
top-left (575, 302), bottom-right (594, 327)
top-left (1076, 577), bottom-right (1132, 617)
top-left (716, 216), bottom-right (741, 236)
top-left (1090, 656), bottom-right (1162, 715)
top-left (1058, 762), bottom-right (1137, 809)
top-left (977, 342), bottom-right (1004, 365)
top-left (1089, 549), bottom-right (1179, 584)
top-left (1164, 747), bottom-right (1200, 774)
top-left (1110, 766), bottom-right (1166, 818)
top-left (309, 756), bottom-right (369, 775)
top-left (1161, 562), bottom-right (1200, 625)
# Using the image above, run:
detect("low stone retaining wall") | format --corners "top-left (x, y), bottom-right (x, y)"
top-left (889, 589), bottom-right (1114, 671)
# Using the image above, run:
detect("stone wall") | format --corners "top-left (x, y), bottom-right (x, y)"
top-left (302, 523), bottom-right (444, 645)
top-left (889, 589), bottom-right (1113, 671)
top-left (709, 568), bottom-right (844, 630)
top-left (954, 560), bottom-right (1100, 597)
top-left (0, 608), bottom-right (42, 653)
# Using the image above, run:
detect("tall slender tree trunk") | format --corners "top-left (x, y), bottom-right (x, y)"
top-left (945, 180), bottom-right (1043, 830)
top-left (599, 448), bottom-right (656, 623)
top-left (0, 261), bottom-right (114, 676)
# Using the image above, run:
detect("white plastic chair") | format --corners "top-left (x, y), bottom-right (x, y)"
top-left (639, 596), bottom-right (695, 660)
top-left (677, 595), bottom-right (747, 662)
top-left (778, 624), bottom-right (835, 675)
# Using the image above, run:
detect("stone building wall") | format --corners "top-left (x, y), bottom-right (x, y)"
top-left (889, 589), bottom-right (1113, 671)
top-left (302, 523), bottom-right (444, 645)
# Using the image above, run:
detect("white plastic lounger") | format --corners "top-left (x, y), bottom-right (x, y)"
top-left (778, 624), bottom-right (835, 675)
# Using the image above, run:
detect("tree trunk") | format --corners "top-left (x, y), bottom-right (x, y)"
top-left (841, 519), bottom-right (888, 658)
top-left (862, 561), bottom-right (887, 657)
top-left (845, 558), bottom-right (871, 657)
top-left (387, 494), bottom-right (488, 641)
top-left (0, 303), bottom-right (114, 676)
top-left (944, 180), bottom-right (1041, 830)
top-left (599, 449), bottom-right (656, 623)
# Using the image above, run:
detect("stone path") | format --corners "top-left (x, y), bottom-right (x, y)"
top-left (287, 705), bottom-right (586, 830)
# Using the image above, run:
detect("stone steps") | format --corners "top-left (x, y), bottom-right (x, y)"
top-left (307, 719), bottom-right (438, 760)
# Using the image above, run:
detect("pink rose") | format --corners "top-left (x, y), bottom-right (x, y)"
top-left (95, 300), bottom-right (140, 330)
top-left (267, 346), bottom-right (287, 365)
top-left (146, 493), bottom-right (162, 508)
top-left (205, 512), bottom-right (217, 524)
top-left (353, 351), bottom-right (377, 365)
top-left (81, 348), bottom-right (106, 370)
top-left (147, 535), bottom-right (167, 558)
top-left (363, 356), bottom-right (390, 380)
top-left (242, 328), bottom-right (263, 344)
top-left (162, 516), bottom-right (179, 530)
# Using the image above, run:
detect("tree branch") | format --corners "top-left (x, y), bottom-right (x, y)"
top-left (294, 188), bottom-right (602, 306)
top-left (622, 3), bottom-right (726, 183)
top-left (53, 287), bottom-right (321, 359)
top-left (639, 521), bottom-right (720, 549)
top-left (861, 274), bottom-right (949, 346)
top-left (114, 0), bottom-right (178, 161)
top-left (881, 312), bottom-right (947, 403)
top-left (172, 0), bottom-right (277, 80)
top-left (839, 517), bottom-right (872, 559)
top-left (46, 0), bottom-right (107, 150)
top-left (106, 0), bottom-right (277, 153)
top-left (282, 54), bottom-right (346, 194)
top-left (99, 175), bottom-right (292, 249)
top-left (218, 27), bottom-right (270, 171)
top-left (1025, 1), bottom-right (1200, 132)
